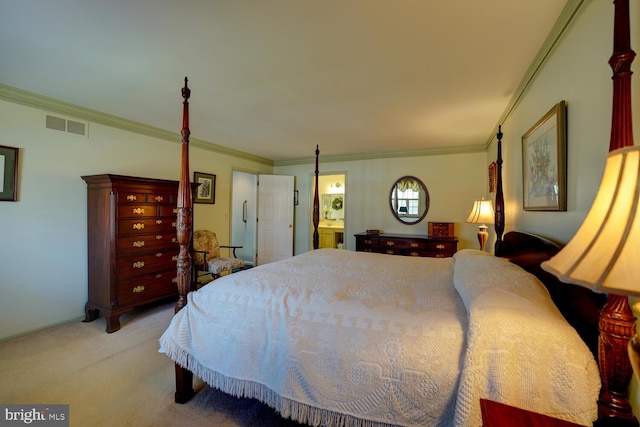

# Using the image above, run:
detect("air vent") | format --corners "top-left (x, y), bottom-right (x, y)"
top-left (45, 114), bottom-right (88, 137)
top-left (67, 120), bottom-right (86, 136)
top-left (46, 115), bottom-right (66, 131)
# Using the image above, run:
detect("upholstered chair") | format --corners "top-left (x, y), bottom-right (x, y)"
top-left (192, 230), bottom-right (245, 285)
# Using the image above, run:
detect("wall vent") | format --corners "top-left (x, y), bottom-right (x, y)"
top-left (45, 114), bottom-right (88, 137)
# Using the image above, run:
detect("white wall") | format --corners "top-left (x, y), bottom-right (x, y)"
top-left (0, 100), bottom-right (271, 341)
top-left (276, 150), bottom-right (489, 255)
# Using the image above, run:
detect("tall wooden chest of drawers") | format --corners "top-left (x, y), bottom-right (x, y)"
top-left (354, 232), bottom-right (458, 258)
top-left (82, 174), bottom-right (180, 332)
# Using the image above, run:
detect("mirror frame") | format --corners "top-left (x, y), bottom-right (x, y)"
top-left (389, 175), bottom-right (430, 224)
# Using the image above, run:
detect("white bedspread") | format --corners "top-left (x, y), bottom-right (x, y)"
top-left (159, 248), bottom-right (599, 427)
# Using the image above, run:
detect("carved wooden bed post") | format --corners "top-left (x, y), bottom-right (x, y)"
top-left (595, 0), bottom-right (637, 423)
top-left (174, 77), bottom-right (195, 403)
top-left (176, 76), bottom-right (193, 312)
top-left (312, 145), bottom-right (320, 250)
top-left (493, 125), bottom-right (504, 257)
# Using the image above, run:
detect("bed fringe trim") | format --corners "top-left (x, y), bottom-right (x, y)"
top-left (161, 339), bottom-right (399, 427)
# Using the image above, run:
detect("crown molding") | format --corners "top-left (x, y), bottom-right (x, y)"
top-left (274, 144), bottom-right (486, 167)
top-left (0, 83), bottom-right (274, 166)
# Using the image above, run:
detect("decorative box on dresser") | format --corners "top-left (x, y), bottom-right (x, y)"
top-left (82, 174), bottom-right (181, 333)
top-left (354, 232), bottom-right (458, 258)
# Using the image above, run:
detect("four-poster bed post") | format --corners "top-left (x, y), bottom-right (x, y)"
top-left (493, 125), bottom-right (504, 257)
top-left (594, 0), bottom-right (637, 422)
top-left (174, 77), bottom-right (195, 403)
top-left (313, 145), bottom-right (320, 250)
top-left (176, 76), bottom-right (193, 312)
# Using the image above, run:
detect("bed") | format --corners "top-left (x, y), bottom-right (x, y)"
top-left (159, 93), bottom-right (604, 425)
top-left (160, 241), bottom-right (602, 426)
top-left (160, 2), bottom-right (638, 424)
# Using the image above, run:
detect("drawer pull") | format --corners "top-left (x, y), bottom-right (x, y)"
top-left (133, 285), bottom-right (145, 293)
top-left (172, 222), bottom-right (177, 227)
top-left (155, 196), bottom-right (164, 202)
top-left (410, 243), bottom-right (419, 248)
top-left (172, 237), bottom-right (178, 243)
top-left (133, 240), bottom-right (145, 248)
top-left (133, 223), bottom-right (144, 230)
top-left (156, 235), bottom-right (163, 240)
top-left (364, 239), bottom-right (372, 245)
top-left (410, 252), bottom-right (419, 256)
top-left (133, 261), bottom-right (145, 269)
top-left (133, 207), bottom-right (145, 215)
top-left (172, 277), bottom-right (178, 284)
top-left (173, 208), bottom-right (178, 214)
top-left (386, 250), bottom-right (394, 255)
top-left (436, 244), bottom-right (445, 250)
top-left (156, 219), bottom-right (163, 224)
top-left (156, 274), bottom-right (162, 278)
top-left (386, 241), bottom-right (394, 246)
top-left (126, 195), bottom-right (137, 201)
top-left (156, 253), bottom-right (163, 258)
top-left (172, 255), bottom-right (178, 262)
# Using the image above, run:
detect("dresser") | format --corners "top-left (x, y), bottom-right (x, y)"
top-left (82, 174), bottom-right (180, 332)
top-left (354, 232), bottom-right (458, 258)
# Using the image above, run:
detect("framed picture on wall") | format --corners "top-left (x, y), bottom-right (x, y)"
top-left (194, 171), bottom-right (216, 204)
top-left (521, 100), bottom-right (567, 211)
top-left (0, 145), bottom-right (19, 202)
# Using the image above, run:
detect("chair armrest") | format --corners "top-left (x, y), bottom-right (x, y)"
top-left (192, 250), bottom-right (209, 271)
top-left (220, 245), bottom-right (243, 258)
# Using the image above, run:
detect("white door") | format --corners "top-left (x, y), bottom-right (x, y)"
top-left (257, 175), bottom-right (294, 265)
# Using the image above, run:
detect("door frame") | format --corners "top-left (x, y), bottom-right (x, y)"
top-left (312, 172), bottom-right (347, 250)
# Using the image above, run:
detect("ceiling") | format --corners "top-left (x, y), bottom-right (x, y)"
top-left (0, 1), bottom-right (570, 162)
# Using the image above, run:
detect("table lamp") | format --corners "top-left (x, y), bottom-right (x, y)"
top-left (466, 198), bottom-right (495, 251)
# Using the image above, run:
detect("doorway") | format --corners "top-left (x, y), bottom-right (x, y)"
top-left (232, 171), bottom-right (295, 266)
top-left (313, 173), bottom-right (346, 250)
top-left (231, 171), bottom-right (258, 267)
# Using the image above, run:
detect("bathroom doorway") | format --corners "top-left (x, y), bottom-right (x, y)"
top-left (313, 173), bottom-right (346, 250)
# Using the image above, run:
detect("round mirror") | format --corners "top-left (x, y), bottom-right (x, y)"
top-left (389, 176), bottom-right (429, 224)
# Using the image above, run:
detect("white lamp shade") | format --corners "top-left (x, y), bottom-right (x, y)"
top-left (541, 146), bottom-right (640, 296)
top-left (466, 199), bottom-right (495, 225)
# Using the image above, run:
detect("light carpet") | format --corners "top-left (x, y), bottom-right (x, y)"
top-left (0, 301), bottom-right (304, 427)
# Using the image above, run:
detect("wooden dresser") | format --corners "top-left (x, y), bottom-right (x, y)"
top-left (82, 174), bottom-right (180, 332)
top-left (354, 232), bottom-right (458, 258)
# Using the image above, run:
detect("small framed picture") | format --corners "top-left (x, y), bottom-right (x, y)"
top-left (522, 101), bottom-right (567, 211)
top-left (193, 171), bottom-right (216, 204)
top-left (0, 145), bottom-right (19, 202)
